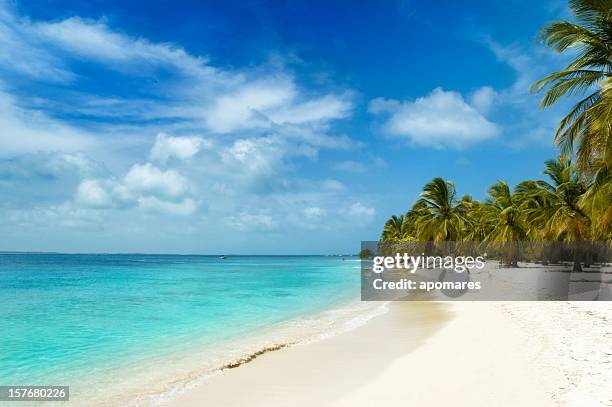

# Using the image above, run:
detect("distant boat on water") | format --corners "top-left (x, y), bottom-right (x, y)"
top-left (219, 255), bottom-right (228, 260)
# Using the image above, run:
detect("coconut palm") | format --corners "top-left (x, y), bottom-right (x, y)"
top-left (519, 157), bottom-right (591, 270)
top-left (381, 214), bottom-right (413, 242)
top-left (460, 195), bottom-right (496, 242)
top-left (579, 156), bottom-right (612, 239)
top-left (485, 181), bottom-right (527, 241)
top-left (484, 181), bottom-right (527, 266)
top-left (413, 177), bottom-right (468, 242)
top-left (531, 0), bottom-right (612, 171)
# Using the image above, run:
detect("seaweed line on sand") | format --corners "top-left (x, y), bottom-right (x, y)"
top-left (221, 343), bottom-right (295, 370)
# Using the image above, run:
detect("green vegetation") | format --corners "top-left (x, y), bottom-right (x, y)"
top-left (531, 0), bottom-right (611, 172)
top-left (380, 0), bottom-right (611, 270)
top-left (358, 248), bottom-right (375, 259)
top-left (532, 0), bottom-right (611, 235)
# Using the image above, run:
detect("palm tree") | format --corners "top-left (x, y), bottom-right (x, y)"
top-left (381, 214), bottom-right (413, 242)
top-left (579, 156), bottom-right (612, 239)
top-left (460, 195), bottom-right (495, 242)
top-left (413, 177), bottom-right (468, 242)
top-left (519, 156), bottom-right (591, 270)
top-left (485, 181), bottom-right (527, 266)
top-left (531, 0), bottom-right (612, 171)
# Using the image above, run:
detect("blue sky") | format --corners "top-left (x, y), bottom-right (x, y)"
top-left (0, 0), bottom-right (573, 253)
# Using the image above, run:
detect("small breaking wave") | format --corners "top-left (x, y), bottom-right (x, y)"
top-left (122, 300), bottom-right (389, 407)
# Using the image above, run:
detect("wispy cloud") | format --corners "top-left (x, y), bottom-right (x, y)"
top-left (0, 0), bottom-right (376, 240)
top-left (0, 89), bottom-right (97, 156)
top-left (480, 37), bottom-right (571, 148)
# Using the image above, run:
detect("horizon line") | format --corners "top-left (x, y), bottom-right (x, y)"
top-left (0, 251), bottom-right (358, 257)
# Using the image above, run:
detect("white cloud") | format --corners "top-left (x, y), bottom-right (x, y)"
top-left (34, 16), bottom-right (209, 76)
top-left (268, 94), bottom-right (352, 125)
top-left (75, 162), bottom-right (195, 215)
top-left (0, 152), bottom-right (103, 181)
top-left (48, 153), bottom-right (103, 176)
top-left (214, 136), bottom-right (324, 194)
top-left (335, 201), bottom-right (377, 227)
top-left (0, 90), bottom-right (96, 157)
top-left (0, 3), bottom-right (74, 82)
top-left (150, 133), bottom-right (210, 164)
top-left (202, 77), bottom-right (353, 134)
top-left (0, 1), bottom-right (359, 218)
top-left (469, 86), bottom-right (498, 114)
top-left (0, 0), bottom-right (356, 183)
top-left (76, 179), bottom-right (113, 208)
top-left (0, 2), bottom-right (376, 244)
top-left (0, 1), bottom-right (354, 144)
top-left (227, 138), bottom-right (277, 163)
top-left (222, 137), bottom-right (285, 180)
top-left (123, 163), bottom-right (188, 199)
top-left (204, 79), bottom-right (296, 133)
top-left (346, 202), bottom-right (375, 218)
top-left (369, 87), bottom-right (500, 149)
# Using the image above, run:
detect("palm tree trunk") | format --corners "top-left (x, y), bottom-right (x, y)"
top-left (510, 241), bottom-right (519, 267)
top-left (572, 249), bottom-right (583, 272)
top-left (583, 242), bottom-right (592, 268)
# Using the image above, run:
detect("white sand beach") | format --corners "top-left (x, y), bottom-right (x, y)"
top-left (165, 300), bottom-right (611, 407)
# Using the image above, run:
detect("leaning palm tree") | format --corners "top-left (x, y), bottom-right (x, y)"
top-left (531, 0), bottom-right (612, 172)
top-left (413, 177), bottom-right (468, 242)
top-left (485, 181), bottom-right (527, 266)
top-left (519, 156), bottom-right (591, 270)
top-left (381, 214), bottom-right (413, 242)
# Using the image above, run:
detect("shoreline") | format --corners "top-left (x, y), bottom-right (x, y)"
top-left (163, 301), bottom-right (610, 407)
top-left (0, 254), bottom-right (373, 407)
top-left (163, 301), bottom-right (453, 407)
top-left (98, 298), bottom-right (388, 407)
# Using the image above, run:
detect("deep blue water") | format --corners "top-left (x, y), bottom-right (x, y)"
top-left (0, 254), bottom-right (359, 392)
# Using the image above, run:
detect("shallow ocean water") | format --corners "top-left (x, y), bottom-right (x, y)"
top-left (0, 253), bottom-right (365, 405)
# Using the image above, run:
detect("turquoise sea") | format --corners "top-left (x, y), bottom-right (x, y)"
top-left (0, 254), bottom-right (373, 406)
